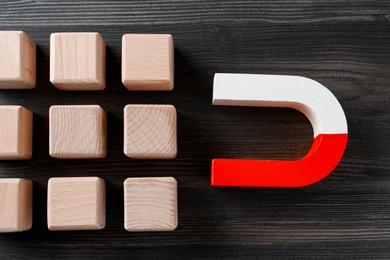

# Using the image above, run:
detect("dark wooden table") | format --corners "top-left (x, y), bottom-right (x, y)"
top-left (0, 1), bottom-right (389, 258)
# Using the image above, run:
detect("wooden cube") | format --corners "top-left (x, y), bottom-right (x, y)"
top-left (122, 34), bottom-right (174, 91)
top-left (47, 177), bottom-right (105, 231)
top-left (124, 177), bottom-right (178, 232)
top-left (0, 178), bottom-right (32, 232)
top-left (49, 105), bottom-right (106, 159)
top-left (50, 32), bottom-right (106, 90)
top-left (0, 106), bottom-right (33, 160)
top-left (0, 31), bottom-right (36, 89)
top-left (124, 105), bottom-right (177, 159)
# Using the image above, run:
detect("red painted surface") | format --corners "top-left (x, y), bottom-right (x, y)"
top-left (211, 133), bottom-right (348, 187)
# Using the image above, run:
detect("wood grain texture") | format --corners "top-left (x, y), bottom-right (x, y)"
top-left (0, 0), bottom-right (389, 259)
top-left (0, 178), bottom-right (32, 232)
top-left (122, 34), bottom-right (174, 90)
top-left (124, 104), bottom-right (177, 159)
top-left (49, 105), bottom-right (107, 159)
top-left (0, 106), bottom-right (33, 160)
top-left (124, 177), bottom-right (178, 232)
top-left (47, 177), bottom-right (105, 231)
top-left (0, 31), bottom-right (36, 89)
top-left (50, 32), bottom-right (105, 90)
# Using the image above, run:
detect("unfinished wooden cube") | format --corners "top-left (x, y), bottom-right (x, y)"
top-left (0, 178), bottom-right (32, 232)
top-left (124, 105), bottom-right (177, 159)
top-left (50, 32), bottom-right (105, 90)
top-left (47, 177), bottom-right (105, 231)
top-left (124, 177), bottom-right (178, 232)
top-left (49, 105), bottom-right (106, 159)
top-left (0, 106), bottom-right (33, 160)
top-left (0, 31), bottom-right (36, 89)
top-left (122, 34), bottom-right (174, 90)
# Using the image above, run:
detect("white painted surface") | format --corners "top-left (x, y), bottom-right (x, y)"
top-left (213, 73), bottom-right (348, 137)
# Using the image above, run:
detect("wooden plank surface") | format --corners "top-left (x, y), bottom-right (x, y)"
top-left (0, 0), bottom-right (389, 258)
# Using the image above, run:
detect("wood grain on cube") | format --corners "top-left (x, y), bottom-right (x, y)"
top-left (124, 177), bottom-right (178, 232)
top-left (122, 34), bottom-right (174, 90)
top-left (124, 105), bottom-right (177, 159)
top-left (0, 31), bottom-right (36, 89)
top-left (49, 105), bottom-right (106, 159)
top-left (0, 179), bottom-right (32, 232)
top-left (0, 106), bottom-right (33, 160)
top-left (47, 177), bottom-right (105, 231)
top-left (50, 32), bottom-right (105, 90)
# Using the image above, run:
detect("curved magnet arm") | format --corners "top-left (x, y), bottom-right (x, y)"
top-left (212, 73), bottom-right (348, 187)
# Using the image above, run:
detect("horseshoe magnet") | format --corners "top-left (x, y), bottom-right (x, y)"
top-left (211, 73), bottom-right (348, 187)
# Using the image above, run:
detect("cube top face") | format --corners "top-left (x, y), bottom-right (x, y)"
top-left (122, 34), bottom-right (174, 91)
top-left (0, 105), bottom-right (33, 160)
top-left (124, 177), bottom-right (178, 232)
top-left (47, 177), bottom-right (105, 231)
top-left (0, 178), bottom-right (32, 232)
top-left (49, 105), bottom-right (106, 159)
top-left (124, 105), bottom-right (177, 159)
top-left (50, 32), bottom-right (105, 90)
top-left (0, 31), bottom-right (36, 89)
top-left (0, 32), bottom-right (22, 80)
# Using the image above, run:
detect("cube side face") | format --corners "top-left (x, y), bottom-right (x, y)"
top-left (0, 179), bottom-right (32, 232)
top-left (18, 179), bottom-right (33, 231)
top-left (95, 34), bottom-right (106, 90)
top-left (18, 107), bottom-right (33, 159)
top-left (49, 105), bottom-right (106, 159)
top-left (95, 178), bottom-right (106, 229)
top-left (0, 31), bottom-right (36, 89)
top-left (47, 177), bottom-right (105, 231)
top-left (50, 33), bottom-right (105, 90)
top-left (124, 105), bottom-right (177, 159)
top-left (124, 177), bottom-right (178, 232)
top-left (122, 34), bottom-right (174, 91)
top-left (21, 32), bottom-right (36, 89)
top-left (0, 106), bottom-right (33, 160)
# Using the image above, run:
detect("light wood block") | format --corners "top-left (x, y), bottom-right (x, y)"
top-left (47, 177), bottom-right (105, 231)
top-left (122, 34), bottom-right (174, 91)
top-left (0, 178), bottom-right (32, 232)
top-left (0, 106), bottom-right (33, 160)
top-left (0, 31), bottom-right (36, 89)
top-left (50, 32), bottom-right (106, 90)
top-left (124, 177), bottom-right (178, 232)
top-left (49, 105), bottom-right (106, 159)
top-left (124, 105), bottom-right (177, 159)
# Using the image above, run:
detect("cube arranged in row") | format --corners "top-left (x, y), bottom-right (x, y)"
top-left (0, 31), bottom-right (174, 91)
top-left (0, 178), bottom-right (32, 232)
top-left (122, 34), bottom-right (174, 91)
top-left (50, 33), bottom-right (106, 90)
top-left (124, 105), bottom-right (177, 159)
top-left (0, 104), bottom-right (177, 160)
top-left (0, 31), bottom-right (36, 89)
top-left (0, 177), bottom-right (177, 232)
top-left (47, 177), bottom-right (106, 231)
top-left (49, 105), bottom-right (107, 159)
top-left (124, 177), bottom-right (178, 232)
